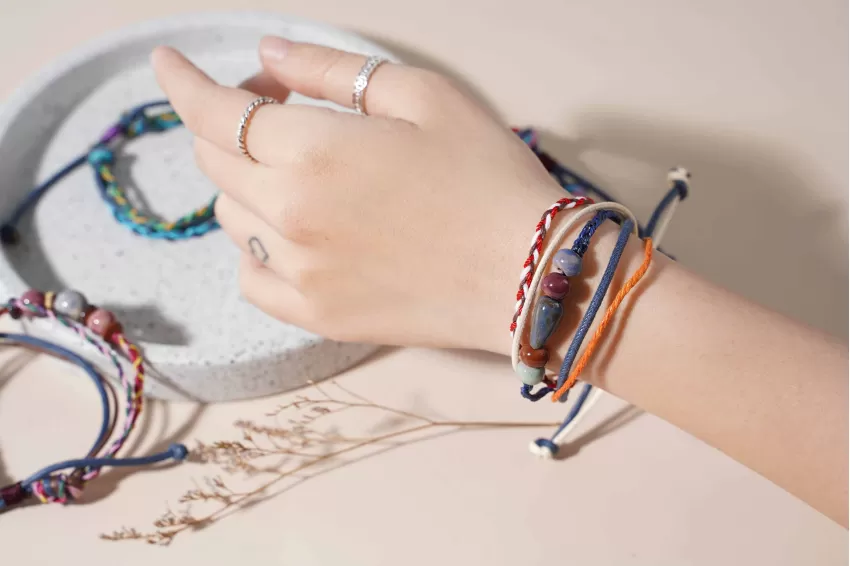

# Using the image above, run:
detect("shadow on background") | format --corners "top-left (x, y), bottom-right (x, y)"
top-left (536, 111), bottom-right (848, 337)
top-left (369, 36), bottom-right (847, 338)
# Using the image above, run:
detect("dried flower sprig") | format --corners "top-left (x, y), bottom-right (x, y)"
top-left (101, 381), bottom-right (560, 545)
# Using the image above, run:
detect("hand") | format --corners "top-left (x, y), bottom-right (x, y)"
top-left (151, 38), bottom-right (566, 353)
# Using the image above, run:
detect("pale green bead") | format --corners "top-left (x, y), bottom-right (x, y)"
top-left (515, 362), bottom-right (545, 386)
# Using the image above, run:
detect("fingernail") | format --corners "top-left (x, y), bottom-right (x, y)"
top-left (260, 36), bottom-right (290, 62)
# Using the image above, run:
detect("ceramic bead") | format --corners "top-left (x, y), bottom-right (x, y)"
top-left (86, 308), bottom-right (116, 338)
top-left (520, 344), bottom-right (550, 368)
top-left (554, 249), bottom-right (582, 277)
top-left (20, 289), bottom-right (45, 309)
top-left (515, 361), bottom-right (545, 385)
top-left (53, 289), bottom-right (88, 321)
top-left (529, 296), bottom-right (563, 349)
top-left (541, 272), bottom-right (570, 300)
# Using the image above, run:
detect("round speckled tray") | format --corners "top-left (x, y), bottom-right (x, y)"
top-left (0, 13), bottom-right (396, 402)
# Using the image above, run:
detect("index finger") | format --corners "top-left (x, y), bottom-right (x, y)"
top-left (150, 46), bottom-right (334, 166)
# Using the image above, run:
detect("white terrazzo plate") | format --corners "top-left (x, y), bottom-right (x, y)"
top-left (0, 13), bottom-right (397, 401)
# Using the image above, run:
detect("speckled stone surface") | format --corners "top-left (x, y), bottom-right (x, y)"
top-left (0, 14), bottom-right (399, 401)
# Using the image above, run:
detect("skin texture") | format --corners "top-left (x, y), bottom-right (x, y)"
top-left (151, 38), bottom-right (848, 527)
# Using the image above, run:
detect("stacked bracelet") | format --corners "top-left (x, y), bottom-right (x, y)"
top-left (511, 158), bottom-right (690, 457)
top-left (0, 289), bottom-right (188, 511)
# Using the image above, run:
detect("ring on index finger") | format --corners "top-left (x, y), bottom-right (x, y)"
top-left (236, 96), bottom-right (280, 162)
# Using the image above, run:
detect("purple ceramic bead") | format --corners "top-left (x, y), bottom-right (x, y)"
top-left (553, 248), bottom-right (582, 277)
top-left (20, 289), bottom-right (45, 309)
top-left (541, 272), bottom-right (570, 300)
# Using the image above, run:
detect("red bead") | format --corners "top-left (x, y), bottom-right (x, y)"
top-left (85, 308), bottom-right (116, 338)
top-left (520, 344), bottom-right (550, 368)
top-left (20, 289), bottom-right (45, 309)
top-left (542, 272), bottom-right (570, 300)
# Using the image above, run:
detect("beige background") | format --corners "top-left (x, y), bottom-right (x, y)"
top-left (0, 0), bottom-right (847, 564)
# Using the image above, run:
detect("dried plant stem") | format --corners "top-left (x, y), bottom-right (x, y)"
top-left (101, 383), bottom-right (559, 545)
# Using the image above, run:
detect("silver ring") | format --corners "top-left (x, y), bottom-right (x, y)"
top-left (237, 96), bottom-right (279, 162)
top-left (352, 56), bottom-right (388, 115)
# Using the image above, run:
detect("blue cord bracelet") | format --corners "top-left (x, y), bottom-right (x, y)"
top-left (0, 331), bottom-right (188, 511)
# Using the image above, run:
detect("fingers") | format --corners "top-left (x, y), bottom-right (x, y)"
top-left (238, 253), bottom-right (306, 326)
top-left (152, 46), bottom-right (331, 166)
top-left (194, 138), bottom-right (277, 218)
top-left (214, 193), bottom-right (303, 277)
top-left (259, 37), bottom-right (438, 122)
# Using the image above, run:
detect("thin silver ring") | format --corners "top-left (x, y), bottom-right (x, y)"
top-left (352, 56), bottom-right (388, 115)
top-left (236, 96), bottom-right (279, 163)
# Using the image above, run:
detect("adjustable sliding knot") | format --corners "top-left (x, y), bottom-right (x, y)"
top-left (667, 166), bottom-right (691, 200)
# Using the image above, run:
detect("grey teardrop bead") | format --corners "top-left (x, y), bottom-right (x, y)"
top-left (529, 296), bottom-right (563, 349)
top-left (515, 362), bottom-right (545, 385)
top-left (53, 289), bottom-right (88, 321)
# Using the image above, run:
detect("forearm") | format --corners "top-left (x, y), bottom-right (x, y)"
top-left (495, 208), bottom-right (848, 525)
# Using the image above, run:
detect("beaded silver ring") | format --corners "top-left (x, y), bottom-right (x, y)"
top-left (352, 56), bottom-right (388, 115)
top-left (236, 96), bottom-right (279, 163)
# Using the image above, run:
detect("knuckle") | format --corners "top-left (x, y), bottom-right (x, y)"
top-left (271, 202), bottom-right (315, 244)
top-left (288, 143), bottom-right (337, 182)
top-left (288, 264), bottom-right (320, 292)
top-left (413, 69), bottom-right (453, 94)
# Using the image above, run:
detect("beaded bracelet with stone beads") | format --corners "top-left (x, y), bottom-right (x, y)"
top-left (515, 211), bottom-right (618, 386)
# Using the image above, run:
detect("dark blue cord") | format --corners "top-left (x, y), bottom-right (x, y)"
top-left (22, 444), bottom-right (188, 486)
top-left (0, 154), bottom-right (88, 244)
top-left (0, 332), bottom-right (110, 464)
top-left (555, 219), bottom-right (635, 393)
top-left (531, 382), bottom-right (595, 457)
top-left (520, 210), bottom-right (620, 403)
top-left (0, 329), bottom-right (187, 511)
top-left (527, 221), bottom-right (634, 454)
top-left (642, 180), bottom-right (688, 238)
top-left (571, 210), bottom-right (620, 258)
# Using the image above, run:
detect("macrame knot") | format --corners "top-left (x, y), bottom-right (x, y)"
top-left (32, 473), bottom-right (82, 504)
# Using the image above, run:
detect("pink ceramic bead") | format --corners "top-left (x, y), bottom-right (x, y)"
top-left (20, 289), bottom-right (45, 309)
top-left (85, 308), bottom-right (116, 338)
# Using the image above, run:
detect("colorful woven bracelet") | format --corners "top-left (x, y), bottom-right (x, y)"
top-left (0, 289), bottom-right (188, 510)
top-left (0, 100), bottom-right (219, 246)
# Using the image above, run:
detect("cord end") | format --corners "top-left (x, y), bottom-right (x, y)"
top-left (529, 438), bottom-right (559, 459)
top-left (169, 443), bottom-right (189, 461)
top-left (0, 225), bottom-right (19, 246)
top-left (667, 167), bottom-right (691, 199)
